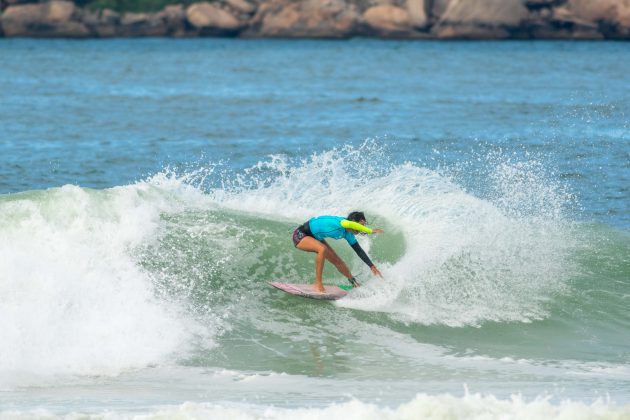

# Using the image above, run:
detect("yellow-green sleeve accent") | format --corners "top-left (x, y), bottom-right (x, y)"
top-left (340, 219), bottom-right (373, 234)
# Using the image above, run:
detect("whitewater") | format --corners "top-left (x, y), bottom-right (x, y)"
top-left (1, 39), bottom-right (629, 419)
top-left (1, 145), bottom-right (629, 418)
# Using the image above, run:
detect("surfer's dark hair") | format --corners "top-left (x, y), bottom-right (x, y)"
top-left (347, 211), bottom-right (366, 223)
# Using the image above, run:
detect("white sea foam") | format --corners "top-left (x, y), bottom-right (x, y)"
top-left (2, 393), bottom-right (628, 420)
top-left (0, 182), bottom-right (211, 385)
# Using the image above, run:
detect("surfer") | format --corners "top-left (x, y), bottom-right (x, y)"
top-left (292, 211), bottom-right (383, 292)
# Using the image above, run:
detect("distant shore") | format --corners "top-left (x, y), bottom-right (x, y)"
top-left (1, 0), bottom-right (629, 39)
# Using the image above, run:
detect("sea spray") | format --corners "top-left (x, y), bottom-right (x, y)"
top-left (188, 143), bottom-right (577, 326)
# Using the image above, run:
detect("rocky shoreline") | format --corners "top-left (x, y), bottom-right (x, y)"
top-left (1, 0), bottom-right (629, 39)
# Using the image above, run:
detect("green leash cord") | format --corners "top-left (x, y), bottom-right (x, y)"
top-left (337, 277), bottom-right (359, 290)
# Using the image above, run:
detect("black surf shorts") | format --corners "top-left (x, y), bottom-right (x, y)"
top-left (292, 228), bottom-right (307, 247)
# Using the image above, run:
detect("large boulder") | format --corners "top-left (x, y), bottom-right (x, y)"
top-left (363, 5), bottom-right (414, 36)
top-left (406, 0), bottom-right (428, 28)
top-left (433, 0), bottom-right (530, 38)
top-left (246, 0), bottom-right (359, 38)
top-left (186, 2), bottom-right (244, 35)
top-left (554, 0), bottom-right (630, 37)
top-left (1, 0), bottom-right (89, 37)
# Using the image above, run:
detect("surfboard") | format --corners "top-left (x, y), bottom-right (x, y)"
top-left (269, 282), bottom-right (349, 300)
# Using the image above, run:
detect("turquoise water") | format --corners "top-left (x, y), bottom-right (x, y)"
top-left (0, 39), bottom-right (629, 418)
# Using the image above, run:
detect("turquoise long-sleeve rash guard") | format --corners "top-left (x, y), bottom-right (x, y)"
top-left (307, 215), bottom-right (373, 245)
top-left (303, 215), bottom-right (375, 268)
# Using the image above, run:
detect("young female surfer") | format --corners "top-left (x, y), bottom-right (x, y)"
top-left (292, 211), bottom-right (383, 292)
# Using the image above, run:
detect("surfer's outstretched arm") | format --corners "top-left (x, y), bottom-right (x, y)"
top-left (350, 242), bottom-right (382, 277)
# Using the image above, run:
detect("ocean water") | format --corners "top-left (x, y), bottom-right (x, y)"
top-left (0, 39), bottom-right (629, 419)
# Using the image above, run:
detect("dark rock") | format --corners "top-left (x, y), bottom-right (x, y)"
top-left (118, 12), bottom-right (169, 37)
top-left (529, 25), bottom-right (574, 38)
top-left (157, 4), bottom-right (188, 37)
top-left (81, 8), bottom-right (119, 37)
top-left (524, 0), bottom-right (563, 11)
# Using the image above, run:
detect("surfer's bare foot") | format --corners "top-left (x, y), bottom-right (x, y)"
top-left (314, 283), bottom-right (325, 293)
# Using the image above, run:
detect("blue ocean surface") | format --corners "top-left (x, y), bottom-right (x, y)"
top-left (0, 39), bottom-right (629, 419)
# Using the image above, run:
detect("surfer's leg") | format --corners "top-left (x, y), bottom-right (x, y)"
top-left (322, 242), bottom-right (353, 280)
top-left (296, 236), bottom-right (327, 292)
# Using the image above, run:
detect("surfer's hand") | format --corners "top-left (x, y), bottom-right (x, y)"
top-left (372, 228), bottom-right (384, 234)
top-left (371, 265), bottom-right (382, 277)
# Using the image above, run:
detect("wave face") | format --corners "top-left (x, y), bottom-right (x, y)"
top-left (1, 144), bottom-right (628, 387)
